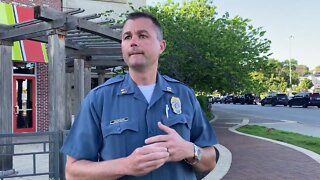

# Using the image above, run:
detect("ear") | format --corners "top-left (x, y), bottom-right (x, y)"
top-left (159, 40), bottom-right (166, 54)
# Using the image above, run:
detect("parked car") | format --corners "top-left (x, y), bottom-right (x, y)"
top-left (261, 93), bottom-right (288, 106)
top-left (223, 95), bottom-right (234, 104)
top-left (214, 96), bottom-right (222, 104)
top-left (289, 92), bottom-right (320, 108)
top-left (233, 95), bottom-right (245, 104)
top-left (309, 93), bottom-right (320, 108)
top-left (243, 93), bottom-right (257, 105)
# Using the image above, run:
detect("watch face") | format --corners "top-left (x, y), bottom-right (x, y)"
top-left (195, 145), bottom-right (202, 161)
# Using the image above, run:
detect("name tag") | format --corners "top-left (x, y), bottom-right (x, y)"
top-left (110, 117), bottom-right (128, 125)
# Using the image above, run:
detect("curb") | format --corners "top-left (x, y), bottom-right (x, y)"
top-left (203, 144), bottom-right (232, 180)
top-left (229, 119), bottom-right (320, 164)
top-left (204, 114), bottom-right (232, 180)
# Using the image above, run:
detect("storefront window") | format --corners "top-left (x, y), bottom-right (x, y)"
top-left (13, 62), bottom-right (35, 74)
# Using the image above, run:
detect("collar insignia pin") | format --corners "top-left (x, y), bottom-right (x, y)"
top-left (120, 88), bottom-right (127, 94)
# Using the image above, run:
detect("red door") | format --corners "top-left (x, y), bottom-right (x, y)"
top-left (13, 76), bottom-right (36, 133)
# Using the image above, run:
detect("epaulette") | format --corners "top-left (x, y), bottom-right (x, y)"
top-left (104, 75), bottom-right (125, 85)
top-left (93, 75), bottom-right (125, 91)
top-left (163, 75), bottom-right (180, 83)
top-left (163, 75), bottom-right (193, 90)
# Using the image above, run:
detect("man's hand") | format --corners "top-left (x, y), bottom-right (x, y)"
top-left (125, 143), bottom-right (170, 176)
top-left (145, 122), bottom-right (194, 162)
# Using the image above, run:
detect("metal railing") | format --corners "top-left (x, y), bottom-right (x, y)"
top-left (0, 131), bottom-right (60, 179)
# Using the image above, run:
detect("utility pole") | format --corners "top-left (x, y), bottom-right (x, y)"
top-left (289, 35), bottom-right (294, 87)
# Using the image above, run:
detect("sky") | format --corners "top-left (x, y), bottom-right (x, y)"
top-left (147, 0), bottom-right (320, 70)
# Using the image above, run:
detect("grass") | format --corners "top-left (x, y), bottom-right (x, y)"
top-left (237, 125), bottom-right (320, 155)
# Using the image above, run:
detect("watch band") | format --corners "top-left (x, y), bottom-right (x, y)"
top-left (184, 144), bottom-right (201, 165)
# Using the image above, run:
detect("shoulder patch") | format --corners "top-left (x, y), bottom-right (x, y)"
top-left (163, 75), bottom-right (180, 83)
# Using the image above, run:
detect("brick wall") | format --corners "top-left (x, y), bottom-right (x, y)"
top-left (36, 63), bottom-right (49, 131)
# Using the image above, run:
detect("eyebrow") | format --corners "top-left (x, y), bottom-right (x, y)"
top-left (122, 29), bottom-right (150, 37)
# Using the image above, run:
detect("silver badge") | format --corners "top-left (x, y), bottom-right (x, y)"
top-left (170, 96), bottom-right (182, 114)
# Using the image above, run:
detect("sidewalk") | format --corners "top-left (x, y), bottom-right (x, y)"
top-left (211, 116), bottom-right (320, 179)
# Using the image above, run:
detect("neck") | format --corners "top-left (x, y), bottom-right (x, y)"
top-left (129, 68), bottom-right (157, 85)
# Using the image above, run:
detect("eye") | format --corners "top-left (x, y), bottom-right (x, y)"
top-left (123, 35), bottom-right (131, 40)
top-left (139, 34), bottom-right (148, 39)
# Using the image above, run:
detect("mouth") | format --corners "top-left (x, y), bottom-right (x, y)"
top-left (129, 50), bottom-right (144, 56)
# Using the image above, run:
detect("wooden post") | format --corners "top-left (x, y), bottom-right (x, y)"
top-left (84, 61), bottom-right (91, 97)
top-left (65, 72), bottom-right (74, 129)
top-left (47, 30), bottom-right (66, 180)
top-left (73, 58), bottom-right (84, 114)
top-left (98, 69), bottom-right (105, 85)
top-left (0, 41), bottom-right (13, 172)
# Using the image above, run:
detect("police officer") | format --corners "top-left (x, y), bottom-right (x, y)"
top-left (61, 12), bottom-right (218, 180)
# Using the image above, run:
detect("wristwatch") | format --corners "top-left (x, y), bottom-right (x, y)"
top-left (194, 144), bottom-right (202, 161)
top-left (185, 144), bottom-right (202, 165)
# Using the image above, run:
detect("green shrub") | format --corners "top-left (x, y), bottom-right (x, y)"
top-left (196, 95), bottom-right (213, 120)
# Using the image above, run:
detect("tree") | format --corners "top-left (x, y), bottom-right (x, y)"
top-left (314, 65), bottom-right (320, 72)
top-left (101, 0), bottom-right (271, 94)
top-left (298, 78), bottom-right (313, 91)
top-left (140, 0), bottom-right (271, 94)
top-left (259, 59), bottom-right (288, 93)
top-left (296, 65), bottom-right (309, 76)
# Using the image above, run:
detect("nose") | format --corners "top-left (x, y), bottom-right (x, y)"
top-left (130, 36), bottom-right (138, 47)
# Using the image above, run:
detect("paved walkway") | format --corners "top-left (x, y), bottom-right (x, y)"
top-left (211, 117), bottom-right (320, 179)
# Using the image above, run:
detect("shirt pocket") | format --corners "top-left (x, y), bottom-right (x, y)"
top-left (162, 114), bottom-right (191, 141)
top-left (101, 120), bottom-right (140, 159)
top-left (103, 120), bottom-right (139, 137)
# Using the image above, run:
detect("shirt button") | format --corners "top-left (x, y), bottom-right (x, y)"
top-left (117, 127), bottom-right (121, 131)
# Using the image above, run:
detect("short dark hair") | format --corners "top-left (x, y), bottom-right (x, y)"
top-left (124, 12), bottom-right (163, 40)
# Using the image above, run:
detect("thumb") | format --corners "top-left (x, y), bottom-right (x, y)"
top-left (158, 121), bottom-right (174, 134)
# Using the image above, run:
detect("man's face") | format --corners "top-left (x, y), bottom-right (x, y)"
top-left (121, 18), bottom-right (166, 72)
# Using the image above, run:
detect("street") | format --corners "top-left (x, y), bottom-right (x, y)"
top-left (212, 103), bottom-right (320, 127)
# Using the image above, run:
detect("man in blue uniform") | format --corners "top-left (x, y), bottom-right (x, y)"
top-left (61, 12), bottom-right (218, 180)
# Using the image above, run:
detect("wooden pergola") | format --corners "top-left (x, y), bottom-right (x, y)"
top-left (0, 6), bottom-right (124, 177)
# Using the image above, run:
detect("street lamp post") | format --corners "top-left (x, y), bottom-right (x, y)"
top-left (289, 35), bottom-right (294, 87)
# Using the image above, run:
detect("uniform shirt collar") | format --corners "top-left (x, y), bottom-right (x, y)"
top-left (117, 72), bottom-right (175, 95)
top-left (157, 72), bottom-right (175, 94)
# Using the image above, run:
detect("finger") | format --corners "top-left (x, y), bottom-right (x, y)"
top-left (157, 121), bottom-right (176, 134)
top-left (145, 135), bottom-right (168, 144)
top-left (141, 151), bottom-right (170, 162)
top-left (138, 144), bottom-right (167, 155)
top-left (142, 156), bottom-right (169, 169)
top-left (143, 142), bottom-right (167, 148)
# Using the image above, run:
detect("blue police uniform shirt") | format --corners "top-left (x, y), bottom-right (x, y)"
top-left (61, 72), bottom-right (218, 180)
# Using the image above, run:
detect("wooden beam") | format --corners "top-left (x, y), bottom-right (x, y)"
top-left (66, 47), bottom-right (122, 56)
top-left (34, 6), bottom-right (121, 42)
top-left (76, 18), bottom-right (121, 42)
top-left (89, 59), bottom-right (126, 67)
top-left (0, 21), bottom-right (66, 42)
top-left (34, 6), bottom-right (64, 22)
